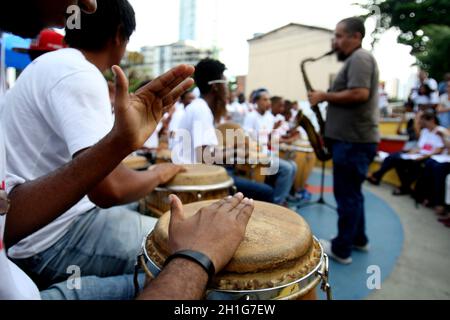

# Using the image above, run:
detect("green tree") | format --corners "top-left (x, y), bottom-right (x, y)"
top-left (362, 0), bottom-right (450, 80)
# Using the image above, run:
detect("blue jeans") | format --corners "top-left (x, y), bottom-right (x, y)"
top-left (13, 204), bottom-right (157, 290)
top-left (40, 273), bottom-right (146, 300)
top-left (227, 169), bottom-right (275, 203)
top-left (331, 141), bottom-right (378, 259)
top-left (271, 158), bottom-right (297, 205)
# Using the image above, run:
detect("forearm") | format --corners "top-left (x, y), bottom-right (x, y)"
top-left (5, 132), bottom-right (133, 248)
top-left (91, 169), bottom-right (162, 208)
top-left (323, 89), bottom-right (369, 105)
top-left (137, 258), bottom-right (209, 300)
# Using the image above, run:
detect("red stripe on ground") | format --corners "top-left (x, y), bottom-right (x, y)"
top-left (306, 185), bottom-right (334, 194)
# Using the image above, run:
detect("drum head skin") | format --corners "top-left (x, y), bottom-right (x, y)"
top-left (164, 164), bottom-right (230, 187)
top-left (147, 201), bottom-right (321, 291)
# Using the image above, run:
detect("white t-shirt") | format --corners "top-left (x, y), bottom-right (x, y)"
top-left (417, 127), bottom-right (445, 155)
top-left (172, 98), bottom-right (218, 164)
top-left (379, 87), bottom-right (389, 109)
top-left (243, 111), bottom-right (274, 153)
top-left (0, 118), bottom-right (40, 300)
top-left (168, 103), bottom-right (186, 150)
top-left (143, 121), bottom-right (164, 149)
top-left (0, 48), bottom-right (114, 259)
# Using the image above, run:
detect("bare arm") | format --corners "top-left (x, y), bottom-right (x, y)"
top-left (138, 193), bottom-right (254, 300)
top-left (137, 258), bottom-right (208, 300)
top-left (86, 162), bottom-right (185, 209)
top-left (308, 88), bottom-right (370, 106)
top-left (4, 65), bottom-right (194, 248)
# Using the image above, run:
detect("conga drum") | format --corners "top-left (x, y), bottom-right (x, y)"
top-left (139, 165), bottom-right (235, 218)
top-left (139, 200), bottom-right (332, 300)
top-left (280, 141), bottom-right (317, 191)
top-left (122, 155), bottom-right (150, 171)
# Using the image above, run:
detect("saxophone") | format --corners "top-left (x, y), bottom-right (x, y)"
top-left (296, 50), bottom-right (335, 162)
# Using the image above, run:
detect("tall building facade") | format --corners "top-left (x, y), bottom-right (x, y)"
top-left (179, 0), bottom-right (197, 42)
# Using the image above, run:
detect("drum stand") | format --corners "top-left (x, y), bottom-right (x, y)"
top-left (297, 161), bottom-right (336, 212)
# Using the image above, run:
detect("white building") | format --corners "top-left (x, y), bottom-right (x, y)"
top-left (247, 23), bottom-right (343, 102)
top-left (141, 41), bottom-right (213, 77)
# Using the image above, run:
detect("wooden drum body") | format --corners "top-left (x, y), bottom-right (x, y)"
top-left (140, 200), bottom-right (332, 300)
top-left (280, 141), bottom-right (317, 191)
top-left (139, 165), bottom-right (235, 218)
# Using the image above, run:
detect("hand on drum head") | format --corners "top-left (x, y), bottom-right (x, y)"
top-left (168, 193), bottom-right (255, 274)
top-left (152, 163), bottom-right (187, 185)
top-left (110, 64), bottom-right (195, 152)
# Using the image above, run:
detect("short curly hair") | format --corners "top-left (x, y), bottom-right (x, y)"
top-left (194, 58), bottom-right (226, 95)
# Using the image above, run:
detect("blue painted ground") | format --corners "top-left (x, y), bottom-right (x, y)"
top-left (293, 172), bottom-right (404, 300)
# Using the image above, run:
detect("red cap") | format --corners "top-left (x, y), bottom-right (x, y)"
top-left (14, 29), bottom-right (66, 53)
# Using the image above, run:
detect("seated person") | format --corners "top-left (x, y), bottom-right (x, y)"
top-left (368, 110), bottom-right (447, 195)
top-left (172, 59), bottom-right (275, 203)
top-left (397, 103), bottom-right (419, 151)
top-left (414, 131), bottom-right (450, 220)
top-left (1, 0), bottom-right (188, 289)
top-left (411, 84), bottom-right (439, 111)
top-left (243, 90), bottom-right (297, 205)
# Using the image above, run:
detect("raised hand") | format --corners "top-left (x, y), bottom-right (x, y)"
top-left (111, 64), bottom-right (195, 152)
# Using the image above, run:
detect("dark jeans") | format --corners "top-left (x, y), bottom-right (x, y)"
top-left (417, 159), bottom-right (450, 207)
top-left (372, 152), bottom-right (402, 181)
top-left (331, 141), bottom-right (378, 259)
top-left (226, 169), bottom-right (275, 203)
top-left (374, 152), bottom-right (425, 190)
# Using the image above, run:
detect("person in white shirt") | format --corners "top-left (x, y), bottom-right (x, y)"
top-left (243, 90), bottom-right (297, 205)
top-left (1, 0), bottom-right (190, 290)
top-left (226, 91), bottom-right (248, 126)
top-left (0, 0), bottom-right (256, 301)
top-left (378, 82), bottom-right (389, 118)
top-left (172, 59), bottom-right (274, 202)
top-left (370, 110), bottom-right (446, 196)
top-left (411, 84), bottom-right (440, 110)
top-left (168, 90), bottom-right (196, 150)
top-left (410, 70), bottom-right (440, 107)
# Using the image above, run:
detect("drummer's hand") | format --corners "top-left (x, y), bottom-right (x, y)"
top-left (152, 163), bottom-right (186, 185)
top-left (308, 91), bottom-right (327, 106)
top-left (168, 193), bottom-right (255, 273)
top-left (110, 65), bottom-right (195, 153)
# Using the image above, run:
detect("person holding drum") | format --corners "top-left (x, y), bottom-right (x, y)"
top-left (1, 0), bottom-right (193, 290)
top-left (243, 90), bottom-right (297, 206)
top-left (172, 59), bottom-right (275, 202)
top-left (0, 0), bottom-right (257, 301)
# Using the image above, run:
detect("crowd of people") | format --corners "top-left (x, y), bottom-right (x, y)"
top-left (368, 72), bottom-right (450, 228)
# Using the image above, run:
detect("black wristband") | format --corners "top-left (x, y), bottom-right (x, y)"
top-left (164, 250), bottom-right (216, 280)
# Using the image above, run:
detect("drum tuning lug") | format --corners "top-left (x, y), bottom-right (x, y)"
top-left (197, 192), bottom-right (202, 200)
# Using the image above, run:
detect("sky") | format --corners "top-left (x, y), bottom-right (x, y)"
top-left (127, 0), bottom-right (418, 97)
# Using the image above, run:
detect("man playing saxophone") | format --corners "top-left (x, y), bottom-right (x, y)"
top-left (308, 17), bottom-right (380, 265)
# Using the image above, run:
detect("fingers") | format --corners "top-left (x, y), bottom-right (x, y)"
top-left (235, 198), bottom-right (255, 226)
top-left (218, 192), bottom-right (244, 212)
top-left (162, 78), bottom-right (195, 109)
top-left (111, 65), bottom-right (129, 114)
top-left (138, 65), bottom-right (194, 95)
top-left (169, 194), bottom-right (184, 225)
top-left (206, 197), bottom-right (230, 212)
